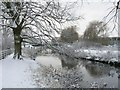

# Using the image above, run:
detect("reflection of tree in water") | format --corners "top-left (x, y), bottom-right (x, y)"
top-left (61, 59), bottom-right (78, 69)
top-left (85, 62), bottom-right (112, 78)
top-left (58, 54), bottom-right (116, 78)
top-left (58, 54), bottom-right (79, 69)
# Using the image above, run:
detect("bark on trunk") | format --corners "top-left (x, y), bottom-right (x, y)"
top-left (13, 27), bottom-right (22, 59)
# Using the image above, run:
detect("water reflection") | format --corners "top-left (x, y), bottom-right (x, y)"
top-left (58, 55), bottom-right (118, 87)
top-left (36, 54), bottom-right (118, 88)
top-left (84, 62), bottom-right (113, 78)
top-left (59, 55), bottom-right (116, 78)
top-left (85, 63), bottom-right (104, 77)
top-left (58, 55), bottom-right (79, 69)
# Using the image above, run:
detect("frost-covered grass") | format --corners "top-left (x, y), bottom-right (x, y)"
top-left (32, 63), bottom-right (83, 88)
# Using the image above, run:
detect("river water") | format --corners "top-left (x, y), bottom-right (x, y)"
top-left (36, 55), bottom-right (119, 88)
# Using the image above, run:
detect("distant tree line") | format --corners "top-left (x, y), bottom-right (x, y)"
top-left (82, 20), bottom-right (110, 45)
top-left (55, 21), bottom-right (111, 46)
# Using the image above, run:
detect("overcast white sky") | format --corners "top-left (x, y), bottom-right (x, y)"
top-left (59, 0), bottom-right (119, 37)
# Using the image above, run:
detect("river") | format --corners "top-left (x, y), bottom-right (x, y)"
top-left (36, 55), bottom-right (119, 88)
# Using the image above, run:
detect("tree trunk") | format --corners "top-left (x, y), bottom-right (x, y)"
top-left (13, 27), bottom-right (22, 59)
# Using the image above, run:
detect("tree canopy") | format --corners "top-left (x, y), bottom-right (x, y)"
top-left (83, 20), bottom-right (108, 40)
top-left (60, 26), bottom-right (79, 43)
top-left (83, 20), bottom-right (110, 45)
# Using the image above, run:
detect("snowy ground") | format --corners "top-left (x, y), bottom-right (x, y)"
top-left (1, 54), bottom-right (38, 88)
top-left (58, 43), bottom-right (120, 64)
top-left (75, 47), bottom-right (119, 62)
top-left (0, 54), bottom-right (64, 88)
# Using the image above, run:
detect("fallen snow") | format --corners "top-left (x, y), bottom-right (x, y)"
top-left (81, 44), bottom-right (119, 62)
top-left (0, 54), bottom-right (63, 88)
top-left (75, 49), bottom-right (119, 62)
top-left (1, 54), bottom-right (39, 88)
top-left (59, 43), bottom-right (120, 63)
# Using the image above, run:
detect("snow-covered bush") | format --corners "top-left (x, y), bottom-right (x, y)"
top-left (32, 64), bottom-right (83, 88)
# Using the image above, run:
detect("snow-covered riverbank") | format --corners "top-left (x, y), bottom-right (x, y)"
top-left (0, 54), bottom-right (63, 88)
top-left (0, 43), bottom-right (119, 88)
top-left (57, 43), bottom-right (120, 65)
top-left (0, 53), bottom-right (119, 88)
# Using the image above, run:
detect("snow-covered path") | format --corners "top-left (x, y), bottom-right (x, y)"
top-left (1, 54), bottom-right (38, 88)
top-left (0, 54), bottom-right (63, 88)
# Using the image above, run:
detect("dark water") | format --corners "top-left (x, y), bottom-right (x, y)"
top-left (36, 54), bottom-right (119, 88)
top-left (60, 56), bottom-right (119, 88)
top-left (79, 61), bottom-right (118, 88)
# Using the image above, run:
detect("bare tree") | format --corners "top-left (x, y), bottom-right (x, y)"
top-left (103, 0), bottom-right (120, 34)
top-left (83, 20), bottom-right (110, 45)
top-left (83, 20), bottom-right (108, 40)
top-left (0, 1), bottom-right (80, 59)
